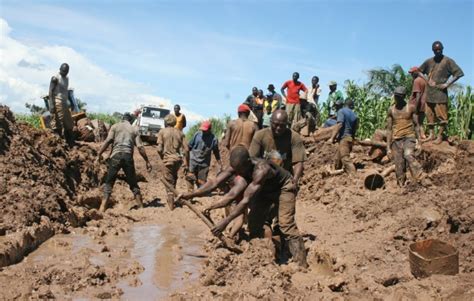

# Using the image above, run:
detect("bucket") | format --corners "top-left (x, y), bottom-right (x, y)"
top-left (409, 239), bottom-right (459, 278)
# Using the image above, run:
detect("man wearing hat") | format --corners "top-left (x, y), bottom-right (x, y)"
top-left (186, 120), bottom-right (223, 193)
top-left (96, 112), bottom-right (152, 212)
top-left (324, 81), bottom-right (344, 127)
top-left (266, 84), bottom-right (283, 111)
top-left (223, 104), bottom-right (258, 151)
top-left (408, 66), bottom-right (427, 140)
top-left (418, 41), bottom-right (464, 144)
top-left (386, 87), bottom-right (423, 186)
top-left (156, 114), bottom-right (189, 210)
top-left (328, 98), bottom-right (358, 175)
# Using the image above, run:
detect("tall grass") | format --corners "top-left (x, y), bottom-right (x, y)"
top-left (448, 85), bottom-right (473, 139)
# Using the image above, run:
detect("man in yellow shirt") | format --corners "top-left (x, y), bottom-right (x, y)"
top-left (173, 104), bottom-right (187, 131)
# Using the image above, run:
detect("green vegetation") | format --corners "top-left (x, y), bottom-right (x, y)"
top-left (87, 112), bottom-right (121, 125)
top-left (186, 115), bottom-right (231, 141)
top-left (15, 113), bottom-right (42, 129)
top-left (316, 64), bottom-right (473, 140)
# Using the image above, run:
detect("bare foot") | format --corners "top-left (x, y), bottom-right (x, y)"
top-left (422, 135), bottom-right (435, 142)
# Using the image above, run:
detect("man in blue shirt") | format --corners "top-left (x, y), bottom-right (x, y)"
top-left (186, 120), bottom-right (223, 192)
top-left (329, 99), bottom-right (358, 174)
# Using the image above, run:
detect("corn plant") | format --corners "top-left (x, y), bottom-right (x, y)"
top-left (448, 85), bottom-right (473, 139)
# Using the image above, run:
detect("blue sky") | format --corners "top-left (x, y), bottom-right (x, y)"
top-left (1, 0), bottom-right (472, 122)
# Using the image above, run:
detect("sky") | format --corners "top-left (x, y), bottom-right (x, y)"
top-left (0, 0), bottom-right (472, 124)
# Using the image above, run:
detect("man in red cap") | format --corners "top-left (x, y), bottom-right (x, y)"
top-left (186, 120), bottom-right (222, 192)
top-left (408, 66), bottom-right (427, 140)
top-left (223, 104), bottom-right (259, 151)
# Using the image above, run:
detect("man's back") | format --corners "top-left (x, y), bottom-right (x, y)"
top-left (157, 127), bottom-right (184, 162)
top-left (108, 121), bottom-right (142, 158)
top-left (228, 118), bottom-right (257, 150)
top-left (189, 131), bottom-right (218, 166)
top-left (337, 107), bottom-right (358, 139)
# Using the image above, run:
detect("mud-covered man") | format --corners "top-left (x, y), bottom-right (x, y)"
top-left (178, 146), bottom-right (308, 267)
top-left (386, 87), bottom-right (423, 186)
top-left (328, 99), bottom-right (358, 175)
top-left (96, 113), bottom-right (152, 212)
top-left (223, 104), bottom-right (258, 151)
top-left (418, 41), bottom-right (464, 144)
top-left (249, 109), bottom-right (306, 187)
top-left (48, 63), bottom-right (75, 147)
top-left (156, 114), bottom-right (189, 210)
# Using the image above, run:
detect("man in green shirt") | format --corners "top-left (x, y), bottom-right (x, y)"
top-left (418, 41), bottom-right (464, 144)
top-left (323, 81), bottom-right (344, 127)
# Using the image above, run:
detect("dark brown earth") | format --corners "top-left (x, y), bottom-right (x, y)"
top-left (0, 105), bottom-right (473, 300)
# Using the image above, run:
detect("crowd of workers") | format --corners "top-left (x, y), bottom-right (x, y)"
top-left (47, 40), bottom-right (463, 268)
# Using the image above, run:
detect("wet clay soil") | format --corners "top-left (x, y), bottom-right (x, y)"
top-left (1, 106), bottom-right (473, 300)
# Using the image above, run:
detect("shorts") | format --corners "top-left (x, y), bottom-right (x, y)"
top-left (425, 102), bottom-right (448, 125)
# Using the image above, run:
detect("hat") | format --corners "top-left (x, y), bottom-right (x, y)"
top-left (164, 114), bottom-right (177, 126)
top-left (328, 80), bottom-right (337, 86)
top-left (238, 104), bottom-right (251, 113)
top-left (408, 66), bottom-right (420, 73)
top-left (394, 86), bottom-right (407, 96)
top-left (200, 120), bottom-right (212, 131)
top-left (267, 84), bottom-right (275, 90)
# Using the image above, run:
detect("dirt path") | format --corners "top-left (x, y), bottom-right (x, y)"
top-left (0, 108), bottom-right (473, 300)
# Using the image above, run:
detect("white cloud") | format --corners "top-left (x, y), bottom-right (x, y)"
top-left (0, 18), bottom-right (204, 121)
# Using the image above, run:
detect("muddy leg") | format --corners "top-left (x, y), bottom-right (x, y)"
top-left (433, 124), bottom-right (446, 145)
top-left (392, 140), bottom-right (407, 186)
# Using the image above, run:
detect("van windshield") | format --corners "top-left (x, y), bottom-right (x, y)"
top-left (142, 107), bottom-right (170, 119)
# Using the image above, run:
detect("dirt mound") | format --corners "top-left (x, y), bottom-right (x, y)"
top-left (0, 105), bottom-right (105, 235)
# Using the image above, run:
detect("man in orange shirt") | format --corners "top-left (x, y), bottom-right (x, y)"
top-left (174, 104), bottom-right (187, 131)
top-left (281, 72), bottom-right (307, 127)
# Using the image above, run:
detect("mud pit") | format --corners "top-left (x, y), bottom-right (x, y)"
top-left (1, 105), bottom-right (473, 300)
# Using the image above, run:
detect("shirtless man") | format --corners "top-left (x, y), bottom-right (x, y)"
top-left (386, 87), bottom-right (423, 186)
top-left (223, 104), bottom-right (258, 151)
top-left (178, 146), bottom-right (308, 267)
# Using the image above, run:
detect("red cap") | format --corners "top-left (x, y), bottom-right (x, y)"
top-left (408, 66), bottom-right (420, 73)
top-left (238, 104), bottom-right (251, 113)
top-left (200, 120), bottom-right (211, 131)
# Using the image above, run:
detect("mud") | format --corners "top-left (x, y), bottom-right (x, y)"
top-left (1, 105), bottom-right (473, 300)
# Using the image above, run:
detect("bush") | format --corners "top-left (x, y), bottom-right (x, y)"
top-left (15, 113), bottom-right (41, 129)
top-left (448, 85), bottom-right (473, 139)
top-left (87, 112), bottom-right (121, 125)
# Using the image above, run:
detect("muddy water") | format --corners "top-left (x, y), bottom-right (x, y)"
top-left (25, 224), bottom-right (205, 300)
top-left (119, 225), bottom-right (205, 300)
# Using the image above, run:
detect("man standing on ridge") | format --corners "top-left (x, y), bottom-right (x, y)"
top-left (408, 67), bottom-right (427, 140)
top-left (281, 72), bottom-right (307, 126)
top-left (324, 81), bottom-right (344, 127)
top-left (156, 114), bottom-right (189, 210)
top-left (96, 113), bottom-right (152, 212)
top-left (418, 41), bottom-right (464, 144)
top-left (386, 87), bottom-right (423, 186)
top-left (48, 63), bottom-right (75, 147)
top-left (173, 104), bottom-right (187, 131)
